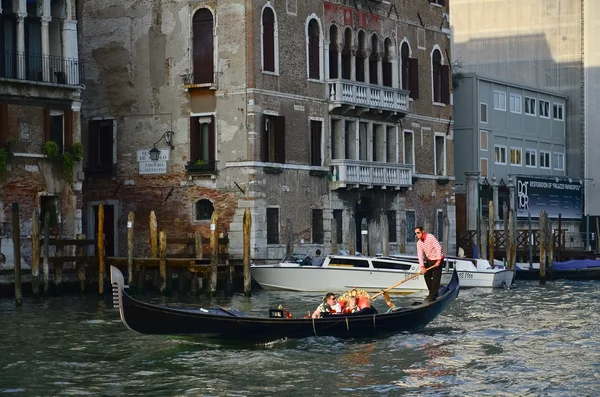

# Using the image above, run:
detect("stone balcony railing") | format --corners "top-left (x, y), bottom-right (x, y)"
top-left (327, 79), bottom-right (410, 114)
top-left (329, 159), bottom-right (413, 189)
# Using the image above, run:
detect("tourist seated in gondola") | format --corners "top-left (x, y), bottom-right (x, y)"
top-left (311, 292), bottom-right (342, 318)
top-left (343, 296), bottom-right (360, 314)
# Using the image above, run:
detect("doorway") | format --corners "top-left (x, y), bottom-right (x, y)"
top-left (355, 197), bottom-right (375, 253)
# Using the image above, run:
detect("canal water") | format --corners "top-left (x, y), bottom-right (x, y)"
top-left (1, 280), bottom-right (599, 397)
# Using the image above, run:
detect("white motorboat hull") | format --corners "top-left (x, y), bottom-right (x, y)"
top-left (441, 269), bottom-right (515, 288)
top-left (251, 265), bottom-right (428, 294)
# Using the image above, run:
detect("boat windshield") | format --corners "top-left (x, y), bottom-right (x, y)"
top-left (281, 253), bottom-right (308, 264)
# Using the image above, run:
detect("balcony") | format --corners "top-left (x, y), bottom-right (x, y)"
top-left (329, 159), bottom-right (413, 190)
top-left (181, 73), bottom-right (217, 90)
top-left (327, 79), bottom-right (410, 114)
top-left (0, 52), bottom-right (83, 86)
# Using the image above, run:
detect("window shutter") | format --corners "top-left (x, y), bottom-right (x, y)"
top-left (190, 116), bottom-right (199, 162)
top-left (275, 116), bottom-right (285, 164)
top-left (409, 58), bottom-right (419, 99)
top-left (262, 115), bottom-right (269, 162)
top-left (88, 120), bottom-right (98, 168)
top-left (44, 108), bottom-right (51, 142)
top-left (64, 109), bottom-right (73, 150)
top-left (441, 65), bottom-right (450, 104)
top-left (208, 115), bottom-right (215, 162)
top-left (0, 103), bottom-right (7, 147)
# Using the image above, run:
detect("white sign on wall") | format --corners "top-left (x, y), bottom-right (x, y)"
top-left (139, 161), bottom-right (167, 174)
top-left (137, 149), bottom-right (170, 162)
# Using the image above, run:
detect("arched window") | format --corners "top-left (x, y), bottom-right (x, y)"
top-left (401, 42), bottom-right (410, 90)
top-left (369, 34), bottom-right (379, 84)
top-left (356, 31), bottom-right (366, 82)
top-left (341, 28), bottom-right (352, 80)
top-left (402, 42), bottom-right (419, 99)
top-left (329, 25), bottom-right (339, 79)
top-left (307, 18), bottom-right (320, 80)
top-left (432, 48), bottom-right (449, 103)
top-left (383, 38), bottom-right (393, 87)
top-left (262, 7), bottom-right (276, 73)
top-left (195, 199), bottom-right (214, 221)
top-left (192, 9), bottom-right (214, 84)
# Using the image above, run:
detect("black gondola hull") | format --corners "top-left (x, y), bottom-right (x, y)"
top-left (112, 267), bottom-right (459, 341)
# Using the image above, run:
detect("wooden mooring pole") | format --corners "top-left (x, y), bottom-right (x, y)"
top-left (539, 211), bottom-right (547, 284)
top-left (127, 211), bottom-right (135, 291)
top-left (98, 203), bottom-right (105, 295)
top-left (31, 209), bottom-right (40, 297)
top-left (159, 231), bottom-right (167, 295)
top-left (381, 212), bottom-right (389, 257)
top-left (42, 212), bottom-right (50, 295)
top-left (209, 212), bottom-right (218, 296)
top-left (488, 200), bottom-right (495, 264)
top-left (331, 217), bottom-right (338, 255)
top-left (149, 211), bottom-right (158, 289)
top-left (76, 234), bottom-right (86, 293)
top-left (12, 203), bottom-right (22, 306)
top-left (243, 208), bottom-right (252, 296)
top-left (192, 231), bottom-right (202, 295)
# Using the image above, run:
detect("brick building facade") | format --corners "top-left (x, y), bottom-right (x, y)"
top-left (0, 0), bottom-right (83, 267)
top-left (77, 0), bottom-right (455, 261)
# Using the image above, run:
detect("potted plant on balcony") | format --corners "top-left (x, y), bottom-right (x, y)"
top-left (44, 141), bottom-right (60, 160)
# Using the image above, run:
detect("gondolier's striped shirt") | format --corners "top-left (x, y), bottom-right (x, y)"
top-left (416, 233), bottom-right (444, 269)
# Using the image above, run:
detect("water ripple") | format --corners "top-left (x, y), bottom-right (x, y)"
top-left (0, 280), bottom-right (598, 396)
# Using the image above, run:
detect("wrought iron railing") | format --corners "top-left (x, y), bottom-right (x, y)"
top-left (0, 52), bottom-right (83, 86)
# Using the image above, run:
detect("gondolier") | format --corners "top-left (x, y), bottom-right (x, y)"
top-left (415, 226), bottom-right (444, 302)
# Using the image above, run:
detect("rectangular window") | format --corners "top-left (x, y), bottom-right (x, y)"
top-left (480, 103), bottom-right (488, 123)
top-left (405, 210), bottom-right (416, 243)
top-left (494, 145), bottom-right (507, 164)
top-left (49, 110), bottom-right (65, 153)
top-left (403, 131), bottom-right (414, 165)
top-left (387, 210), bottom-right (397, 243)
top-left (262, 114), bottom-right (286, 163)
top-left (525, 148), bottom-right (537, 168)
top-left (333, 209), bottom-right (343, 244)
top-left (539, 150), bottom-right (551, 169)
top-left (190, 115), bottom-right (215, 170)
top-left (480, 158), bottom-right (488, 177)
top-left (312, 209), bottom-right (324, 244)
top-left (510, 94), bottom-right (522, 113)
top-left (310, 119), bottom-right (322, 166)
top-left (510, 147), bottom-right (522, 166)
top-left (480, 130), bottom-right (488, 151)
top-left (88, 119), bottom-right (115, 172)
top-left (553, 103), bottom-right (564, 120)
top-left (266, 208), bottom-right (279, 244)
top-left (435, 135), bottom-right (446, 176)
top-left (525, 97), bottom-right (536, 115)
top-left (494, 90), bottom-right (506, 111)
top-left (539, 100), bottom-right (550, 118)
top-left (553, 152), bottom-right (564, 170)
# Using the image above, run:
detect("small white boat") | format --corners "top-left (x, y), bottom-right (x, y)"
top-left (251, 254), bottom-right (428, 294)
top-left (390, 254), bottom-right (515, 288)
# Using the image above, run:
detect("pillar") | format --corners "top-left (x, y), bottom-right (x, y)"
top-left (465, 171), bottom-right (480, 231)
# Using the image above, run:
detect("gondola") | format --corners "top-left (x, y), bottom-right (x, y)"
top-left (110, 266), bottom-right (459, 342)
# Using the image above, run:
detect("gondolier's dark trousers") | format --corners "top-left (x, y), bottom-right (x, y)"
top-left (424, 258), bottom-right (443, 300)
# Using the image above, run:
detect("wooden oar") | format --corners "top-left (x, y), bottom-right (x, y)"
top-left (370, 263), bottom-right (440, 301)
